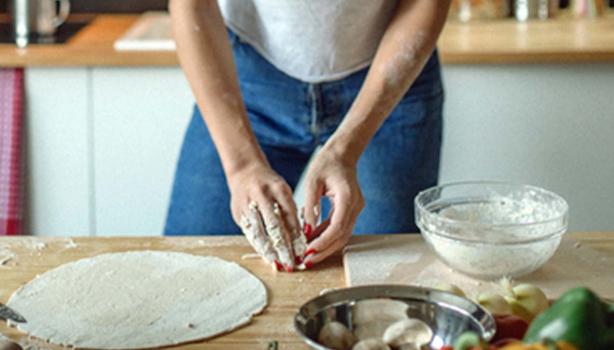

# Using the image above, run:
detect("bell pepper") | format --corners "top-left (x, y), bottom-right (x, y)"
top-left (524, 287), bottom-right (614, 350)
top-left (499, 340), bottom-right (577, 350)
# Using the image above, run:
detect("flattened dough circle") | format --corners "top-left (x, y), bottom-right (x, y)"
top-left (7, 251), bottom-right (268, 349)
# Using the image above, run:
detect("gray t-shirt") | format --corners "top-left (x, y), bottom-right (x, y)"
top-left (218, 0), bottom-right (398, 83)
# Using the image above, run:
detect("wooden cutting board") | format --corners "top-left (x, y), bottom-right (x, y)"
top-left (343, 233), bottom-right (614, 300)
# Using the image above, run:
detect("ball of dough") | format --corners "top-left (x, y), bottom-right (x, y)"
top-left (382, 318), bottom-right (432, 347)
top-left (352, 338), bottom-right (391, 350)
top-left (318, 321), bottom-right (356, 350)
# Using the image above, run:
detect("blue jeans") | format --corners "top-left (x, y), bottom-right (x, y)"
top-left (165, 30), bottom-right (443, 236)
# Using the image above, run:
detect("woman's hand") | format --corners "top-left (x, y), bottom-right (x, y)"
top-left (228, 162), bottom-right (306, 272)
top-left (302, 146), bottom-right (365, 267)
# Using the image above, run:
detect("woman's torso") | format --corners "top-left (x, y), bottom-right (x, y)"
top-left (217, 0), bottom-right (399, 83)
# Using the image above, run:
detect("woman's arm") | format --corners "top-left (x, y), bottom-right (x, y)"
top-left (302, 0), bottom-right (451, 264)
top-left (169, 0), bottom-right (261, 174)
top-left (169, 0), bottom-right (303, 271)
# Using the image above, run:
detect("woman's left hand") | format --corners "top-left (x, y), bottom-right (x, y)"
top-left (301, 146), bottom-right (365, 267)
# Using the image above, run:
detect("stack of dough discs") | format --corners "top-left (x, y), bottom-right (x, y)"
top-left (7, 251), bottom-right (268, 349)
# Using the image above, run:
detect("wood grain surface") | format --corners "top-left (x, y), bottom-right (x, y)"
top-left (1, 13), bottom-right (614, 67)
top-left (0, 232), bottom-right (611, 349)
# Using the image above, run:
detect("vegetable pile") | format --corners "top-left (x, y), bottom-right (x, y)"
top-left (440, 283), bottom-right (614, 350)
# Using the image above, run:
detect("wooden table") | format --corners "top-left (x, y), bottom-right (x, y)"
top-left (0, 232), bottom-right (611, 349)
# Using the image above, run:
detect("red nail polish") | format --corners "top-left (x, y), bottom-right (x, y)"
top-left (304, 248), bottom-right (317, 258)
top-left (304, 224), bottom-right (313, 240)
top-left (305, 261), bottom-right (314, 270)
top-left (295, 256), bottom-right (303, 265)
top-left (285, 265), bottom-right (294, 273)
top-left (274, 260), bottom-right (283, 272)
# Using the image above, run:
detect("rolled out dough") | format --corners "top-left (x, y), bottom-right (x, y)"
top-left (7, 251), bottom-right (267, 349)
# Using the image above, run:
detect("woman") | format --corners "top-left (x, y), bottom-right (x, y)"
top-left (165, 0), bottom-right (450, 272)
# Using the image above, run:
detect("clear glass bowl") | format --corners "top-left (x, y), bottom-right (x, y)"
top-left (415, 181), bottom-right (569, 280)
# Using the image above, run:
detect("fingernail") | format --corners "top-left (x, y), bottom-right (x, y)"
top-left (305, 261), bottom-right (314, 270)
top-left (295, 256), bottom-right (303, 265)
top-left (304, 248), bottom-right (317, 258)
top-left (304, 224), bottom-right (313, 240)
top-left (285, 265), bottom-right (294, 273)
top-left (274, 260), bottom-right (283, 272)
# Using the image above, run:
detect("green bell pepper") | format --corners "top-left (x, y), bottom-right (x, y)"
top-left (524, 287), bottom-right (614, 350)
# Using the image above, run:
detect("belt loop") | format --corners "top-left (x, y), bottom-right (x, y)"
top-left (308, 83), bottom-right (320, 136)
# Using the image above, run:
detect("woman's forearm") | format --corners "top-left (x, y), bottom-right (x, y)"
top-left (325, 0), bottom-right (451, 164)
top-left (169, 0), bottom-right (267, 177)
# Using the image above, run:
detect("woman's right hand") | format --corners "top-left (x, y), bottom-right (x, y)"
top-left (228, 162), bottom-right (306, 272)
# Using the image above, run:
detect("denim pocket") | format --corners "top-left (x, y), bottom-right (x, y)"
top-left (386, 91), bottom-right (444, 129)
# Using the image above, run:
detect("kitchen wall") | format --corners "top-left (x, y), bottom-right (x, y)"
top-left (25, 63), bottom-right (614, 236)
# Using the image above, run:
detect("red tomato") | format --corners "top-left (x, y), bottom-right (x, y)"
top-left (440, 346), bottom-right (454, 350)
top-left (492, 314), bottom-right (529, 342)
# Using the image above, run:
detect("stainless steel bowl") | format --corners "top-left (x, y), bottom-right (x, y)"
top-left (294, 285), bottom-right (495, 350)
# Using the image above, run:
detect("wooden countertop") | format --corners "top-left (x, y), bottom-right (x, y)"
top-left (1, 13), bottom-right (614, 67)
top-left (0, 232), bottom-right (612, 349)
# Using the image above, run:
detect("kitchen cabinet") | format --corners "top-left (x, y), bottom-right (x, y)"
top-left (25, 67), bottom-right (192, 236)
top-left (91, 67), bottom-right (192, 235)
top-left (25, 68), bottom-right (91, 236)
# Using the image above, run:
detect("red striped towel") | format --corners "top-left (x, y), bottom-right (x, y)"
top-left (0, 68), bottom-right (25, 236)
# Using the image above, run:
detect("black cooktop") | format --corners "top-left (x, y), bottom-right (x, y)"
top-left (0, 21), bottom-right (89, 44)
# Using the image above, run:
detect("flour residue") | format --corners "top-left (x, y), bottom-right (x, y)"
top-left (380, 30), bottom-right (427, 88)
top-left (64, 238), bottom-right (78, 249)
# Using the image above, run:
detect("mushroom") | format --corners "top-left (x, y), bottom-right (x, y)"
top-left (352, 338), bottom-right (391, 350)
top-left (353, 299), bottom-right (409, 325)
top-left (397, 343), bottom-right (420, 350)
top-left (382, 318), bottom-right (433, 348)
top-left (318, 321), bottom-right (357, 350)
top-left (353, 320), bottom-right (395, 341)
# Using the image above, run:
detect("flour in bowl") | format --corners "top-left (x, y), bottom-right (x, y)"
top-left (418, 188), bottom-right (568, 279)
